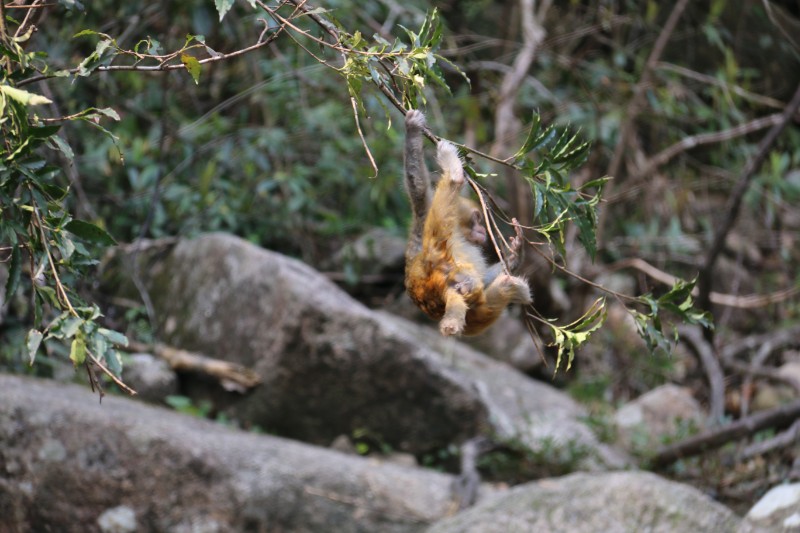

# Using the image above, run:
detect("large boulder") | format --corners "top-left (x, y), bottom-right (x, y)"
top-left (103, 233), bottom-right (624, 469)
top-left (426, 470), bottom-right (742, 533)
top-left (0, 373), bottom-right (463, 532)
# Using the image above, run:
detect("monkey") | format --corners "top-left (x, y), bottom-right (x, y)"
top-left (403, 109), bottom-right (532, 336)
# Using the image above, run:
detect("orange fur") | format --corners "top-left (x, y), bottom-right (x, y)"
top-left (404, 135), bottom-right (531, 336)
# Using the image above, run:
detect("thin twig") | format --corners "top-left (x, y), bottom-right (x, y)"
top-left (17, 24), bottom-right (286, 87)
top-left (87, 349), bottom-right (137, 395)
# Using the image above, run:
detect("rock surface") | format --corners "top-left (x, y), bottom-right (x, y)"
top-left (0, 373), bottom-right (462, 533)
top-left (103, 233), bottom-right (625, 469)
top-left (426, 470), bottom-right (742, 533)
top-left (744, 482), bottom-right (800, 532)
top-left (614, 383), bottom-right (706, 451)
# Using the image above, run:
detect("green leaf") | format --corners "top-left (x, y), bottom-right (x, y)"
top-left (73, 29), bottom-right (100, 38)
top-left (5, 245), bottom-right (21, 302)
top-left (104, 349), bottom-right (123, 377)
top-left (214, 0), bottom-right (235, 21)
top-left (69, 336), bottom-right (87, 366)
top-left (180, 54), bottom-right (201, 85)
top-left (93, 107), bottom-right (120, 121)
top-left (0, 85), bottom-right (52, 106)
top-left (48, 135), bottom-right (75, 161)
top-left (26, 329), bottom-right (43, 365)
top-left (64, 219), bottom-right (117, 246)
top-left (98, 327), bottom-right (129, 347)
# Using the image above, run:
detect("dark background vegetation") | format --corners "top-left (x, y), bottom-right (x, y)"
top-left (2, 0), bottom-right (800, 514)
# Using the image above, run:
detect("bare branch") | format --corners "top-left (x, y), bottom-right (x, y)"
top-left (677, 325), bottom-right (726, 423)
top-left (739, 419), bottom-right (800, 460)
top-left (616, 112), bottom-right (789, 199)
top-left (651, 398), bottom-right (800, 468)
top-left (125, 341), bottom-right (262, 392)
top-left (605, 0), bottom-right (690, 181)
top-left (17, 23), bottom-right (286, 87)
top-left (609, 257), bottom-right (800, 309)
top-left (697, 82), bottom-right (800, 313)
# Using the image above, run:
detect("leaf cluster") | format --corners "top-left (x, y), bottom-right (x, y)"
top-left (1, 14), bottom-right (128, 392)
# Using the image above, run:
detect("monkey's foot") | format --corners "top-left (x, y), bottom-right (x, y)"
top-left (499, 274), bottom-right (532, 305)
top-left (509, 218), bottom-right (524, 252)
top-left (436, 141), bottom-right (464, 186)
top-left (453, 272), bottom-right (479, 296)
top-left (440, 316), bottom-right (465, 336)
top-left (405, 109), bottom-right (427, 130)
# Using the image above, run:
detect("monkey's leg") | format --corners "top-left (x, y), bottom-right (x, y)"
top-left (420, 142), bottom-right (466, 251)
top-left (440, 287), bottom-right (469, 336)
top-left (483, 274), bottom-right (532, 308)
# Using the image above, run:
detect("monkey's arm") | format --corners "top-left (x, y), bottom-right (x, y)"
top-left (404, 110), bottom-right (432, 257)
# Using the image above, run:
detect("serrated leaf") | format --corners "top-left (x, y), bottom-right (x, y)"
top-left (0, 85), bottom-right (52, 106)
top-left (5, 245), bottom-right (21, 302)
top-left (214, 0), bottom-right (234, 21)
top-left (64, 219), bottom-right (117, 246)
top-left (26, 329), bottom-right (43, 365)
top-left (514, 113), bottom-right (542, 159)
top-left (180, 53), bottom-right (201, 85)
top-left (49, 134), bottom-right (74, 161)
top-left (69, 337), bottom-right (87, 366)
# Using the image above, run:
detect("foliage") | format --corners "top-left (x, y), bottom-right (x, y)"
top-left (0, 15), bottom-right (128, 392)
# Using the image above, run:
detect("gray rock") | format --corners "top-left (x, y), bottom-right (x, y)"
top-left (427, 470), bottom-right (742, 533)
top-left (743, 482), bottom-right (800, 532)
top-left (0, 373), bottom-right (462, 533)
top-left (121, 353), bottom-right (178, 403)
top-left (97, 505), bottom-right (137, 533)
top-left (104, 233), bottom-right (625, 470)
top-left (615, 384), bottom-right (706, 451)
top-left (331, 227), bottom-right (406, 277)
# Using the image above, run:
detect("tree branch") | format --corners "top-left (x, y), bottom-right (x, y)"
top-left (125, 340), bottom-right (262, 392)
top-left (697, 82), bottom-right (800, 314)
top-left (17, 23), bottom-right (286, 87)
top-left (677, 325), bottom-right (726, 423)
top-left (651, 398), bottom-right (800, 468)
top-left (605, 0), bottom-right (690, 181)
top-left (609, 257), bottom-right (800, 309)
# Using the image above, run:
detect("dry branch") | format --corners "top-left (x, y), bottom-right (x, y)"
top-left (651, 398), bottom-right (800, 468)
top-left (697, 82), bottom-right (800, 314)
top-left (677, 325), bottom-right (725, 422)
top-left (125, 340), bottom-right (262, 392)
top-left (610, 257), bottom-right (800, 309)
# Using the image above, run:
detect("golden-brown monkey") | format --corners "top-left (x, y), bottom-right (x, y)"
top-left (403, 110), bottom-right (531, 336)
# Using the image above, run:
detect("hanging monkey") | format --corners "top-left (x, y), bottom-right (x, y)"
top-left (403, 110), bottom-right (532, 336)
